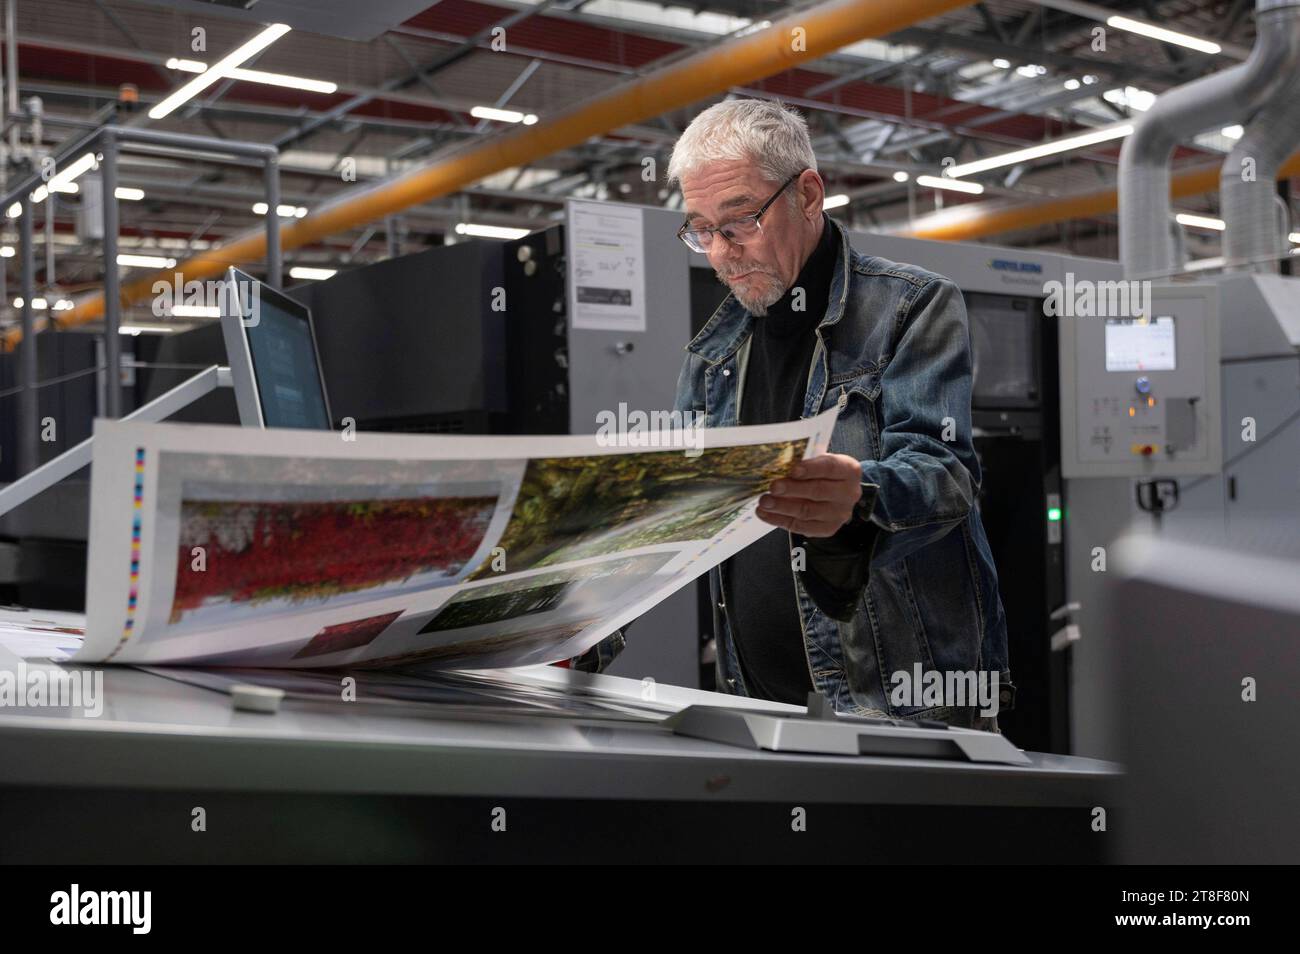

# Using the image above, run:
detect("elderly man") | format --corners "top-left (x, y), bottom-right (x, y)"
top-left (665, 98), bottom-right (1011, 730)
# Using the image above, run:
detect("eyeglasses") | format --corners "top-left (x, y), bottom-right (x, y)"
top-left (676, 170), bottom-right (804, 253)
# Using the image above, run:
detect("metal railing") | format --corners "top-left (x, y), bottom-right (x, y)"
top-left (1, 125), bottom-right (280, 476)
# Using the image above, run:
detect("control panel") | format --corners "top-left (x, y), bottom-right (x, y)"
top-left (1060, 283), bottom-right (1221, 477)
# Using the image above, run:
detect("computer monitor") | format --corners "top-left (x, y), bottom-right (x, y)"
top-left (219, 267), bottom-right (333, 430)
top-left (964, 291), bottom-right (1041, 408)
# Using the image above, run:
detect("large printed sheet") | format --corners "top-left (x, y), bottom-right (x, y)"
top-left (74, 409), bottom-right (838, 669)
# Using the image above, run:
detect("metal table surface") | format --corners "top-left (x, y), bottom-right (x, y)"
top-left (0, 645), bottom-right (1121, 862)
top-left (0, 648), bottom-right (1118, 807)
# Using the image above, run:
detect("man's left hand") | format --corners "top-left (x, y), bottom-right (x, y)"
top-left (756, 453), bottom-right (863, 538)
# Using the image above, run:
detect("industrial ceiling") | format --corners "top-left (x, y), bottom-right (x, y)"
top-left (0, 0), bottom-right (1268, 331)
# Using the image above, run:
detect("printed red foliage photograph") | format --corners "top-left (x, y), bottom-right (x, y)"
top-left (171, 495), bottom-right (497, 622)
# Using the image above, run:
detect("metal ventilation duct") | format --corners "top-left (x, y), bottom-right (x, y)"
top-left (1117, 0), bottom-right (1300, 278)
top-left (1221, 1), bottom-right (1300, 272)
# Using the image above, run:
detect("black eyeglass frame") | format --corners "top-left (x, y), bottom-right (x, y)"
top-left (676, 169), bottom-right (806, 251)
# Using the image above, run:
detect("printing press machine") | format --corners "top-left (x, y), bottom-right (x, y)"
top-left (0, 208), bottom-right (1126, 864)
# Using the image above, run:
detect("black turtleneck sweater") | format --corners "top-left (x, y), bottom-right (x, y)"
top-left (722, 213), bottom-right (875, 705)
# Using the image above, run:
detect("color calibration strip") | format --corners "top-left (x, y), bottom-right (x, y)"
top-left (106, 447), bottom-right (145, 661)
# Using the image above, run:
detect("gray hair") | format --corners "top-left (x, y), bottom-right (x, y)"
top-left (666, 98), bottom-right (817, 208)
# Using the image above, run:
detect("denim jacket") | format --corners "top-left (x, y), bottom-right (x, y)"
top-left (674, 217), bottom-right (1011, 726)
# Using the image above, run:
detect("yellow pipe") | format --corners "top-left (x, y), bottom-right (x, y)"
top-left (5, 0), bottom-right (979, 352)
top-left (902, 150), bottom-right (1300, 242)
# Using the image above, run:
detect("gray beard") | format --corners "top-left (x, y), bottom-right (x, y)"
top-left (729, 276), bottom-right (786, 316)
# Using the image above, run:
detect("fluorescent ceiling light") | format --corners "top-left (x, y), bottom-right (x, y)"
top-left (892, 171), bottom-right (910, 183)
top-left (822, 194), bottom-right (850, 210)
top-left (1064, 78), bottom-right (1081, 90)
top-left (117, 253), bottom-right (177, 268)
top-left (53, 299), bottom-right (74, 311)
top-left (991, 58), bottom-right (1011, 69)
top-left (915, 175), bottom-right (985, 195)
top-left (167, 58), bottom-right (336, 93)
top-left (1221, 125), bottom-right (1244, 140)
top-left (541, 0), bottom-right (755, 41)
top-left (1103, 86), bottom-right (1156, 112)
top-left (523, 0), bottom-right (920, 63)
top-left (732, 19), bottom-right (771, 39)
top-left (1106, 16), bottom-right (1222, 56)
top-left (1175, 213), bottom-right (1225, 231)
top-left (115, 187), bottom-right (146, 201)
top-left (171, 304), bottom-right (221, 318)
top-left (0, 246), bottom-right (12, 258)
top-left (944, 123), bottom-right (1133, 179)
top-left (252, 202), bottom-right (307, 217)
top-left (32, 183), bottom-right (80, 203)
top-left (119, 325), bottom-right (176, 335)
top-left (6, 202), bottom-right (21, 218)
top-left (289, 266), bottom-right (337, 281)
top-left (227, 68), bottom-right (336, 94)
top-left (14, 297), bottom-right (48, 309)
top-left (28, 151), bottom-right (97, 204)
top-left (50, 152), bottom-right (98, 187)
top-left (150, 23), bottom-right (291, 119)
top-left (1016, 64), bottom-right (1047, 77)
top-left (471, 106), bottom-right (538, 124)
top-left (1289, 232), bottom-right (1300, 244)
top-left (454, 223), bottom-right (531, 240)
